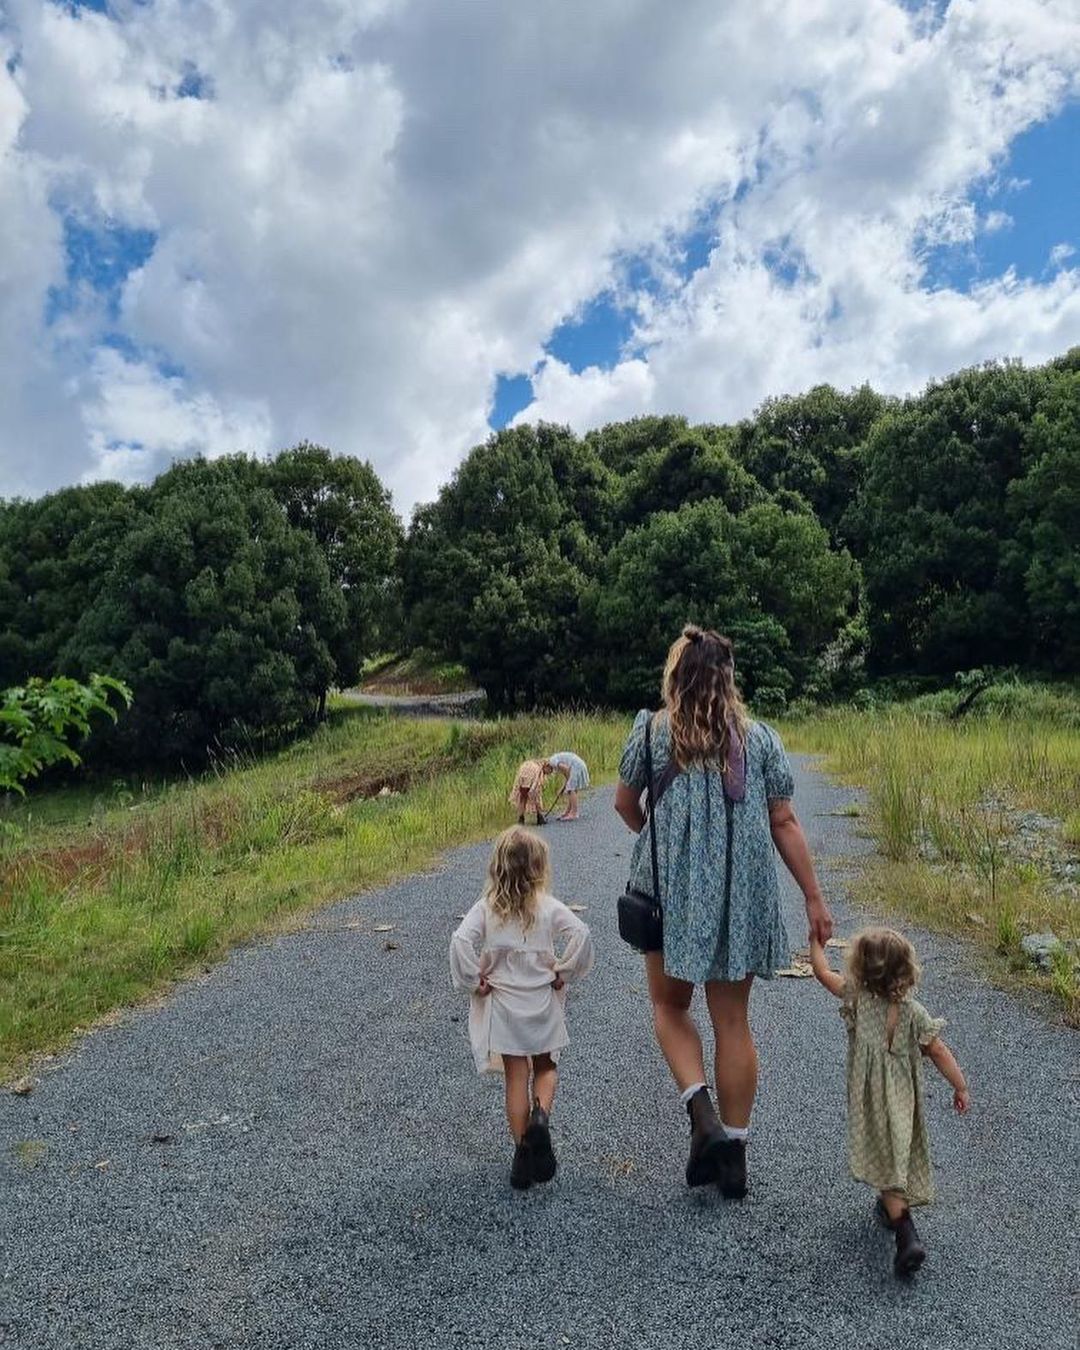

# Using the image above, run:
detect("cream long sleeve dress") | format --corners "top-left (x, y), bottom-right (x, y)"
top-left (449, 894), bottom-right (594, 1074)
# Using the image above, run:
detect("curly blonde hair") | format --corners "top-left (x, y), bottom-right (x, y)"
top-left (662, 624), bottom-right (749, 769)
top-left (484, 826), bottom-right (550, 932)
top-left (847, 928), bottom-right (921, 1002)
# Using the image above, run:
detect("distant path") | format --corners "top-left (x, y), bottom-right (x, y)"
top-left (338, 687), bottom-right (486, 717)
top-left (2, 759), bottom-right (1077, 1349)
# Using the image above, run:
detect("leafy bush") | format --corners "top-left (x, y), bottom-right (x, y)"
top-left (0, 674), bottom-right (131, 793)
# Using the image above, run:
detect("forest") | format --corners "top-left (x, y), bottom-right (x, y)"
top-left (1, 350), bottom-right (1077, 767)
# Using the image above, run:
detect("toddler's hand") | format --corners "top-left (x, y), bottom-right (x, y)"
top-left (954, 1088), bottom-right (970, 1114)
top-left (551, 973), bottom-right (565, 991)
top-left (476, 976), bottom-right (493, 997)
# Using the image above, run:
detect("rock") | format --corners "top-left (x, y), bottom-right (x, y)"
top-left (1021, 932), bottom-right (1064, 971)
top-left (8, 1077), bottom-right (36, 1097)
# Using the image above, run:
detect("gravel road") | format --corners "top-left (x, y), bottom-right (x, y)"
top-left (2, 757), bottom-right (1077, 1350)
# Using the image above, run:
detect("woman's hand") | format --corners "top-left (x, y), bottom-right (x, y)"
top-left (805, 895), bottom-right (833, 946)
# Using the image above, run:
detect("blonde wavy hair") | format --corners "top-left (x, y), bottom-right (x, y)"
top-left (662, 624), bottom-right (749, 768)
top-left (847, 928), bottom-right (921, 1002)
top-left (484, 826), bottom-right (550, 932)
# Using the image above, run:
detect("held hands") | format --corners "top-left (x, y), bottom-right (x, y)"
top-left (551, 973), bottom-right (565, 991)
top-left (476, 975), bottom-right (493, 998)
top-left (805, 894), bottom-right (834, 946)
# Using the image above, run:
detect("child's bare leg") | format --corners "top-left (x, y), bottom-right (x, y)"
top-left (503, 1055), bottom-right (531, 1141)
top-left (879, 1190), bottom-right (908, 1223)
top-left (531, 1053), bottom-right (558, 1112)
top-left (564, 790), bottom-right (579, 819)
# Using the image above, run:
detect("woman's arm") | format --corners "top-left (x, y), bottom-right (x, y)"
top-left (614, 781), bottom-right (646, 834)
top-left (768, 799), bottom-right (833, 944)
top-left (809, 935), bottom-right (845, 997)
top-left (922, 1037), bottom-right (970, 1113)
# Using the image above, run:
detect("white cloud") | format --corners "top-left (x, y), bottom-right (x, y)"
top-left (1049, 241), bottom-right (1076, 267)
top-left (0, 0), bottom-right (1078, 514)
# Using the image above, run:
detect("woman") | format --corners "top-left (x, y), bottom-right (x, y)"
top-left (546, 751), bottom-right (590, 821)
top-left (614, 625), bottom-right (832, 1198)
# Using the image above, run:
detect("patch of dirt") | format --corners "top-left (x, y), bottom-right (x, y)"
top-left (315, 766), bottom-right (421, 805)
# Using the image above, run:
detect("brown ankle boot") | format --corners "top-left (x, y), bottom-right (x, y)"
top-left (685, 1087), bottom-right (725, 1187)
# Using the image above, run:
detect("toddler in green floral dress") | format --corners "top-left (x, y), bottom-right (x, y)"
top-left (810, 928), bottom-right (970, 1278)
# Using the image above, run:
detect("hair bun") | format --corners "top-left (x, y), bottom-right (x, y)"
top-left (683, 624), bottom-right (703, 643)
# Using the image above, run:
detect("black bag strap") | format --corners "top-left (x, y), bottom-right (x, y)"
top-left (644, 714), bottom-right (661, 904)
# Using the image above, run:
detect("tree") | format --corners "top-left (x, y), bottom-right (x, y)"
top-left (846, 360), bottom-right (1053, 674)
top-left (401, 424), bottom-right (608, 703)
top-left (592, 499), bottom-right (859, 707)
top-left (614, 427), bottom-right (765, 528)
top-left (1005, 370), bottom-right (1080, 670)
top-left (736, 384), bottom-right (887, 542)
top-left (0, 483), bottom-right (139, 687)
top-left (267, 443), bottom-right (403, 706)
top-left (0, 674), bottom-right (131, 793)
top-left (67, 460), bottom-right (343, 764)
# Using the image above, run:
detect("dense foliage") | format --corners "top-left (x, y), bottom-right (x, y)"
top-left (0, 447), bottom-right (399, 764)
top-left (0, 674), bottom-right (131, 792)
top-left (402, 351), bottom-right (1079, 707)
top-left (1, 351), bottom-right (1076, 763)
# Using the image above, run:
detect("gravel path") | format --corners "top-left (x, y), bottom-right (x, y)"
top-left (2, 758), bottom-right (1077, 1350)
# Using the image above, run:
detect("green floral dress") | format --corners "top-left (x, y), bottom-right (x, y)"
top-left (842, 986), bottom-right (945, 1206)
top-left (619, 710), bottom-right (794, 984)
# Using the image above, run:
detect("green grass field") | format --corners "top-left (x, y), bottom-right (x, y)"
top-left (781, 691), bottom-right (1080, 1022)
top-left (0, 704), bottom-right (628, 1081)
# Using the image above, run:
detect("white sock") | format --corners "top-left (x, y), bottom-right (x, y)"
top-left (720, 1120), bottom-right (749, 1141)
top-left (679, 1082), bottom-right (707, 1106)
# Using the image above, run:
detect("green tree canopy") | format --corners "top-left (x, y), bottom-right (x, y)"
top-left (267, 443), bottom-right (403, 696)
top-left (68, 460), bottom-right (344, 763)
top-left (0, 483), bottom-right (139, 687)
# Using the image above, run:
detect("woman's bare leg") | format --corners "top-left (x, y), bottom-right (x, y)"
top-left (502, 1055), bottom-right (531, 1141)
top-left (645, 953), bottom-right (704, 1090)
top-left (531, 1053), bottom-right (558, 1112)
top-left (704, 976), bottom-right (756, 1128)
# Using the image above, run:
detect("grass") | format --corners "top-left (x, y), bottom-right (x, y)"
top-left (0, 704), bottom-right (628, 1081)
top-left (781, 698), bottom-right (1080, 1022)
top-left (356, 650), bottom-right (475, 696)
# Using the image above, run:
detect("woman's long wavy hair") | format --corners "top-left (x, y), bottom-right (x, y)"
top-left (484, 825), bottom-right (550, 932)
top-left (846, 928), bottom-right (920, 1003)
top-left (662, 624), bottom-right (749, 769)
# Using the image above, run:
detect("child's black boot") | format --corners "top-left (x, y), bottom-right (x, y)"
top-left (524, 1101), bottom-right (557, 1183)
top-left (892, 1209), bottom-right (927, 1277)
top-left (685, 1086), bottom-right (725, 1187)
top-left (510, 1138), bottom-right (533, 1190)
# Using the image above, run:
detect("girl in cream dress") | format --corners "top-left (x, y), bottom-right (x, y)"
top-left (450, 826), bottom-right (593, 1189)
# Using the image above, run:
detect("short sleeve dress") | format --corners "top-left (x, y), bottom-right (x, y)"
top-left (841, 986), bottom-right (945, 1206)
top-left (618, 709), bottom-right (795, 984)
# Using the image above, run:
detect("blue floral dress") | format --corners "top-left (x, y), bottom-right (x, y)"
top-left (619, 710), bottom-right (795, 984)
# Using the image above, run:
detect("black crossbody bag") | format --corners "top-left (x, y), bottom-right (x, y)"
top-left (616, 714), bottom-right (736, 954)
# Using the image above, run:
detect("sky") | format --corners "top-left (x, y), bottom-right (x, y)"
top-left (1, 1), bottom-right (1079, 517)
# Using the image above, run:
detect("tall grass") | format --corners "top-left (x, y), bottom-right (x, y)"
top-left (0, 706), bottom-right (629, 1079)
top-left (782, 702), bottom-right (1080, 1020)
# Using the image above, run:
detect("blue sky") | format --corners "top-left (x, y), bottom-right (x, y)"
top-left (492, 99), bottom-right (1080, 430)
top-left (3, 0), bottom-right (1080, 508)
